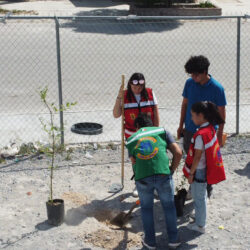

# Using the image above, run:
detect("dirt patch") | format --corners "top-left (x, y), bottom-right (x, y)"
top-left (80, 229), bottom-right (141, 250)
top-left (62, 191), bottom-right (89, 206)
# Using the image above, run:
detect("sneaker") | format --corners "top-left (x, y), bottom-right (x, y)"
top-left (132, 187), bottom-right (138, 197)
top-left (187, 223), bottom-right (205, 234)
top-left (189, 211), bottom-right (195, 219)
top-left (168, 241), bottom-right (181, 249)
top-left (142, 238), bottom-right (156, 250)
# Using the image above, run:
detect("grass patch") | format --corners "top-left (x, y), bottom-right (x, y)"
top-left (0, 7), bottom-right (37, 15)
top-left (199, 1), bottom-right (215, 8)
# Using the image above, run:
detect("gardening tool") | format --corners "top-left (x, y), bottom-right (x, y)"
top-left (121, 74), bottom-right (125, 188)
top-left (110, 199), bottom-right (140, 227)
top-left (108, 75), bottom-right (125, 193)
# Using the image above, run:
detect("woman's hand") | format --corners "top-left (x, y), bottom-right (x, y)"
top-left (188, 174), bottom-right (194, 184)
top-left (113, 83), bottom-right (124, 118)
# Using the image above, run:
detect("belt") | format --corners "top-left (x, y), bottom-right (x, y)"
top-left (194, 177), bottom-right (206, 183)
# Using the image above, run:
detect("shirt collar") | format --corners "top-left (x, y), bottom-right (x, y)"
top-left (194, 74), bottom-right (212, 87)
top-left (200, 122), bottom-right (209, 128)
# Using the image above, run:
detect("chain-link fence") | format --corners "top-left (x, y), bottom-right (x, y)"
top-left (0, 15), bottom-right (249, 147)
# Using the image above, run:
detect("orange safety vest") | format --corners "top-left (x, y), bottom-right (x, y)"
top-left (183, 124), bottom-right (226, 185)
top-left (124, 88), bottom-right (155, 139)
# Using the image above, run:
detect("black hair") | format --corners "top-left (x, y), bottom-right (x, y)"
top-left (185, 55), bottom-right (210, 74)
top-left (191, 101), bottom-right (225, 125)
top-left (126, 72), bottom-right (148, 102)
top-left (134, 113), bottom-right (153, 128)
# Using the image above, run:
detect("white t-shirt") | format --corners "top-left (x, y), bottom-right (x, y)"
top-left (194, 122), bottom-right (209, 170)
top-left (194, 135), bottom-right (206, 170)
top-left (134, 91), bottom-right (158, 104)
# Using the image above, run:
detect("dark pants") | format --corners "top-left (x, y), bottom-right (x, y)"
top-left (183, 129), bottom-right (194, 155)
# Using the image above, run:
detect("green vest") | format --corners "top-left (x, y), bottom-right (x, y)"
top-left (126, 127), bottom-right (170, 181)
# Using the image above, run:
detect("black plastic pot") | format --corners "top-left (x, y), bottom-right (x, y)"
top-left (46, 199), bottom-right (65, 226)
top-left (174, 188), bottom-right (187, 217)
top-left (71, 122), bottom-right (103, 135)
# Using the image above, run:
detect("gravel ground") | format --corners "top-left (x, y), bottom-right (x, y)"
top-left (0, 135), bottom-right (250, 250)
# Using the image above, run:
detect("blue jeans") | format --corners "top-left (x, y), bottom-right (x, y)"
top-left (191, 169), bottom-right (207, 227)
top-left (135, 175), bottom-right (178, 246)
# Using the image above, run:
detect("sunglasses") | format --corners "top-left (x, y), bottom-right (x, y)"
top-left (131, 79), bottom-right (145, 85)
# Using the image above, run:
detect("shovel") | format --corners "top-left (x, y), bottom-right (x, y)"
top-left (110, 199), bottom-right (140, 227)
top-left (108, 75), bottom-right (125, 193)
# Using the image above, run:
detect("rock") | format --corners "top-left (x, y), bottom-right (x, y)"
top-left (0, 143), bottom-right (19, 158)
top-left (85, 152), bottom-right (93, 159)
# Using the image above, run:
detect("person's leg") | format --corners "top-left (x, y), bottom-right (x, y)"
top-left (207, 184), bottom-right (213, 199)
top-left (183, 130), bottom-right (194, 155)
top-left (127, 149), bottom-right (138, 197)
top-left (156, 175), bottom-right (179, 243)
top-left (136, 176), bottom-right (156, 247)
top-left (191, 181), bottom-right (207, 227)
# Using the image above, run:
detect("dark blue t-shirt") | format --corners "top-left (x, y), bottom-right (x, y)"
top-left (182, 75), bottom-right (227, 133)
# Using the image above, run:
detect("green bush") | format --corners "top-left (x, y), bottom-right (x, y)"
top-left (199, 1), bottom-right (215, 8)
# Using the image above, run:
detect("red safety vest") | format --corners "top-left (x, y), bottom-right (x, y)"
top-left (183, 124), bottom-right (226, 185)
top-left (124, 88), bottom-right (155, 139)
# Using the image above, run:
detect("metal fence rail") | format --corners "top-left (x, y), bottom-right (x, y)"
top-left (0, 15), bottom-right (249, 147)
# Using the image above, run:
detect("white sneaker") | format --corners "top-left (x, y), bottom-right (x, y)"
top-left (132, 187), bottom-right (138, 197)
top-left (187, 223), bottom-right (205, 234)
top-left (142, 238), bottom-right (156, 250)
top-left (189, 211), bottom-right (195, 219)
top-left (168, 241), bottom-right (181, 249)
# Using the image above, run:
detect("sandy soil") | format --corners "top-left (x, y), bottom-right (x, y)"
top-left (0, 136), bottom-right (250, 249)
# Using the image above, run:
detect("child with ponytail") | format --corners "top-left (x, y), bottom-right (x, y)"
top-left (183, 101), bottom-right (226, 233)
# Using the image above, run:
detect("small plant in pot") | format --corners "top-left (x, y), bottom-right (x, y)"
top-left (174, 172), bottom-right (187, 217)
top-left (39, 86), bottom-right (76, 226)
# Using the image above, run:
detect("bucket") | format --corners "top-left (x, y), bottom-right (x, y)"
top-left (174, 188), bottom-right (187, 217)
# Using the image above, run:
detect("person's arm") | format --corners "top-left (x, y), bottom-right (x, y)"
top-left (153, 105), bottom-right (160, 127)
top-left (130, 156), bottom-right (136, 165)
top-left (168, 143), bottom-right (182, 173)
top-left (113, 84), bottom-right (124, 118)
top-left (177, 97), bottom-right (188, 139)
top-left (113, 97), bottom-right (122, 118)
top-left (217, 106), bottom-right (226, 146)
top-left (188, 149), bottom-right (202, 184)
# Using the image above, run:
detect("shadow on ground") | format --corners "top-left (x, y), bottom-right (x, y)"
top-left (60, 15), bottom-right (182, 35)
top-left (234, 161), bottom-right (250, 179)
top-left (62, 192), bottom-right (200, 249)
top-left (70, 0), bottom-right (128, 8)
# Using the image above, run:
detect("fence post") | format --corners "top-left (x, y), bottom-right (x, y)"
top-left (236, 17), bottom-right (241, 134)
top-left (55, 16), bottom-right (64, 145)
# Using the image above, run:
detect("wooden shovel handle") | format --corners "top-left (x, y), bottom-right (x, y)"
top-left (121, 75), bottom-right (125, 187)
top-left (128, 199), bottom-right (140, 214)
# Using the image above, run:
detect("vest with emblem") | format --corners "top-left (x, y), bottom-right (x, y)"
top-left (183, 124), bottom-right (226, 184)
top-left (126, 127), bottom-right (170, 181)
top-left (124, 88), bottom-right (155, 139)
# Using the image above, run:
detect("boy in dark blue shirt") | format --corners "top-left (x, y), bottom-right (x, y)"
top-left (177, 55), bottom-right (227, 199)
